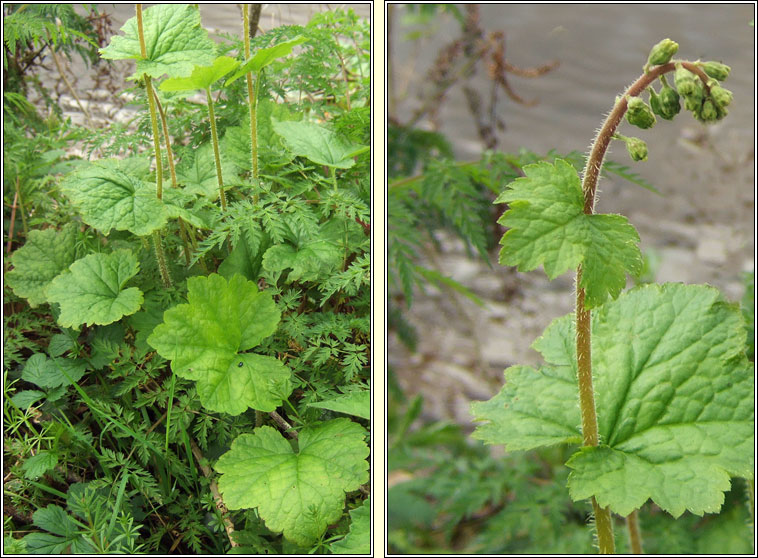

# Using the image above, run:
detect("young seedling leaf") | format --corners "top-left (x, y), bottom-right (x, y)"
top-left (46, 251), bottom-right (143, 330)
top-left (99, 4), bottom-right (216, 79)
top-left (216, 419), bottom-right (369, 546)
top-left (307, 389), bottom-right (370, 419)
top-left (147, 274), bottom-right (292, 415)
top-left (496, 158), bottom-right (643, 307)
top-left (272, 119), bottom-right (369, 169)
top-left (6, 224), bottom-right (78, 307)
top-left (471, 283), bottom-right (754, 518)
top-left (60, 159), bottom-right (168, 236)
top-left (160, 55), bottom-right (239, 92)
top-left (330, 497), bottom-right (370, 554)
top-left (225, 36), bottom-right (307, 85)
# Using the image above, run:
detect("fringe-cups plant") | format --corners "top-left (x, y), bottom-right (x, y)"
top-left (471, 39), bottom-right (750, 554)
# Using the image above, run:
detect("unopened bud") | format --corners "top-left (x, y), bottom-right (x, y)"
top-left (658, 81), bottom-right (681, 119)
top-left (649, 87), bottom-right (663, 116)
top-left (626, 96), bottom-right (656, 129)
top-left (674, 64), bottom-right (697, 96)
top-left (699, 99), bottom-right (719, 122)
top-left (683, 82), bottom-right (705, 113)
top-left (649, 78), bottom-right (680, 120)
top-left (625, 136), bottom-right (648, 162)
top-left (647, 38), bottom-right (679, 66)
top-left (709, 84), bottom-right (733, 108)
top-left (701, 61), bottom-right (731, 81)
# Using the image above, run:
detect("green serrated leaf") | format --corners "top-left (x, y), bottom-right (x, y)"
top-left (175, 142), bottom-right (236, 200)
top-left (5, 224), bottom-right (79, 307)
top-left (496, 159), bottom-right (642, 307)
top-left (330, 498), bottom-right (370, 554)
top-left (262, 220), bottom-right (345, 283)
top-left (99, 4), bottom-right (216, 79)
top-left (218, 235), bottom-right (266, 282)
top-left (307, 389), bottom-right (370, 420)
top-left (216, 419), bottom-right (369, 546)
top-left (225, 36), bottom-right (307, 85)
top-left (11, 390), bottom-right (46, 409)
top-left (21, 353), bottom-right (88, 388)
top-left (46, 250), bottom-right (144, 329)
top-left (23, 505), bottom-right (95, 554)
top-left (147, 274), bottom-right (292, 415)
top-left (272, 119), bottom-right (369, 169)
top-left (60, 159), bottom-right (168, 236)
top-left (160, 55), bottom-right (239, 91)
top-left (47, 333), bottom-right (76, 358)
top-left (472, 283), bottom-right (754, 518)
top-left (22, 450), bottom-right (59, 480)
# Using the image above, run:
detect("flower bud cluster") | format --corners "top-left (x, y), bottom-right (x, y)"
top-left (674, 62), bottom-right (733, 123)
top-left (618, 41), bottom-right (734, 163)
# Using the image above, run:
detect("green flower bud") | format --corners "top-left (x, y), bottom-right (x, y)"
top-left (649, 77), bottom-right (680, 120)
top-left (701, 61), bottom-right (731, 81)
top-left (626, 96), bottom-right (656, 129)
top-left (674, 64), bottom-right (698, 96)
top-left (625, 136), bottom-right (648, 162)
top-left (699, 99), bottom-right (719, 122)
top-left (658, 80), bottom-right (681, 119)
top-left (709, 84), bottom-right (733, 108)
top-left (682, 81), bottom-right (705, 113)
top-left (647, 38), bottom-right (679, 66)
top-left (648, 87), bottom-right (663, 116)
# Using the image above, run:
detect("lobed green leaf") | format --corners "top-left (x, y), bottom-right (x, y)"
top-left (225, 36), bottom-right (308, 85)
top-left (46, 250), bottom-right (144, 329)
top-left (60, 159), bottom-right (168, 236)
top-left (496, 159), bottom-right (642, 307)
top-left (215, 419), bottom-right (369, 546)
top-left (160, 55), bottom-right (239, 92)
top-left (99, 4), bottom-right (216, 79)
top-left (472, 283), bottom-right (754, 517)
top-left (272, 119), bottom-right (369, 169)
top-left (330, 497), bottom-right (370, 554)
top-left (6, 224), bottom-right (79, 307)
top-left (147, 274), bottom-right (292, 415)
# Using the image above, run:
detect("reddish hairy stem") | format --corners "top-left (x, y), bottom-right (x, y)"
top-left (575, 59), bottom-right (708, 554)
top-left (581, 61), bottom-right (708, 212)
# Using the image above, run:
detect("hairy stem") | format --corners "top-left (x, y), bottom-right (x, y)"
top-left (152, 231), bottom-right (172, 288)
top-left (15, 176), bottom-right (28, 236)
top-left (136, 6), bottom-right (163, 200)
top-left (137, 5), bottom-right (172, 289)
top-left (748, 479), bottom-right (755, 551)
top-left (593, 499), bottom-right (615, 554)
top-left (6, 189), bottom-right (19, 256)
top-left (626, 510), bottom-right (643, 554)
top-left (576, 59), bottom-right (710, 554)
top-left (242, 5), bottom-right (259, 182)
top-left (154, 94), bottom-right (192, 266)
top-left (205, 87), bottom-right (227, 211)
